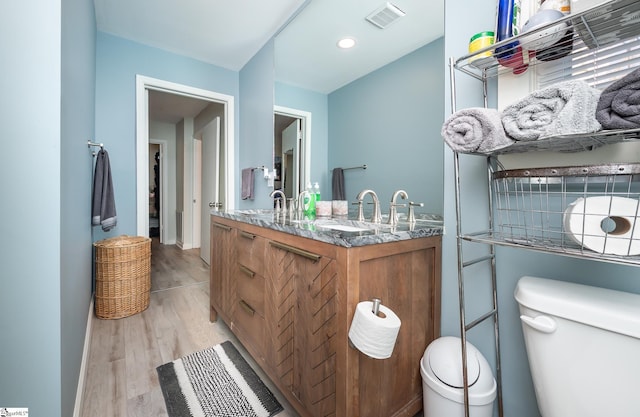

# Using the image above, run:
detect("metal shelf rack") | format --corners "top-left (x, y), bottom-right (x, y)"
top-left (473, 163), bottom-right (640, 267)
top-left (448, 1), bottom-right (640, 416)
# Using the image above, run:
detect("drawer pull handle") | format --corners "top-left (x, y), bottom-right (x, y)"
top-left (239, 300), bottom-right (255, 316)
top-left (240, 231), bottom-right (256, 240)
top-left (269, 241), bottom-right (321, 262)
top-left (212, 222), bottom-right (231, 231)
top-left (240, 265), bottom-right (255, 278)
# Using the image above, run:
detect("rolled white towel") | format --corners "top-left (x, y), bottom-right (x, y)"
top-left (441, 107), bottom-right (515, 154)
top-left (502, 80), bottom-right (602, 141)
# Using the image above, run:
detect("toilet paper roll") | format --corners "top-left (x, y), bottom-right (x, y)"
top-left (563, 196), bottom-right (640, 256)
top-left (348, 300), bottom-right (401, 359)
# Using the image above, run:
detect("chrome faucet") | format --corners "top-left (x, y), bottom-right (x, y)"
top-left (356, 189), bottom-right (382, 223)
top-left (287, 198), bottom-right (296, 216)
top-left (269, 189), bottom-right (287, 213)
top-left (387, 190), bottom-right (408, 225)
top-left (407, 201), bottom-right (424, 223)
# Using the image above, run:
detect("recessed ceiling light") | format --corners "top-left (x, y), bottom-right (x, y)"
top-left (337, 37), bottom-right (357, 49)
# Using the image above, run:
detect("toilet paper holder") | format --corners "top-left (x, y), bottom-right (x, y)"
top-left (348, 297), bottom-right (381, 350)
top-left (348, 297), bottom-right (402, 359)
top-left (371, 297), bottom-right (382, 315)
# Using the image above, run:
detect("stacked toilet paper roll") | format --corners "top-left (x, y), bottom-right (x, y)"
top-left (563, 196), bottom-right (640, 256)
top-left (348, 300), bottom-right (401, 359)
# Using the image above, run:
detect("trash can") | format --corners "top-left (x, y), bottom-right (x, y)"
top-left (421, 336), bottom-right (496, 417)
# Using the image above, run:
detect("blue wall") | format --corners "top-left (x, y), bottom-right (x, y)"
top-left (442, 2), bottom-right (640, 416)
top-left (0, 1), bottom-right (62, 415)
top-left (61, 0), bottom-right (97, 416)
top-left (238, 40), bottom-right (276, 209)
top-left (328, 39), bottom-right (445, 214)
top-left (95, 32), bottom-right (239, 239)
top-left (0, 0), bottom-right (96, 415)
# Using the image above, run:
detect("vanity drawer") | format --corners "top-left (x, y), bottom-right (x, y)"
top-left (236, 229), bottom-right (266, 273)
top-left (233, 296), bottom-right (265, 353)
top-left (236, 265), bottom-right (265, 317)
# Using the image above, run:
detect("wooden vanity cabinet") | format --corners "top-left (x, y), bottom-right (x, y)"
top-left (210, 215), bottom-right (442, 417)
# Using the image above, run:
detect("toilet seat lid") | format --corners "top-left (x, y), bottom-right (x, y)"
top-left (428, 337), bottom-right (481, 388)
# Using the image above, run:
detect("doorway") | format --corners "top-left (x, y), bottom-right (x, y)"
top-left (135, 75), bottom-right (236, 250)
top-left (148, 142), bottom-right (161, 239)
top-left (274, 106), bottom-right (312, 200)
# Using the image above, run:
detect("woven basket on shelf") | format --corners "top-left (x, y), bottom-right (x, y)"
top-left (94, 235), bottom-right (151, 319)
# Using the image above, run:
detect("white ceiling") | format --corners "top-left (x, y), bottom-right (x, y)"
top-left (95, 0), bottom-right (444, 121)
top-left (94, 0), bottom-right (306, 71)
top-left (147, 90), bottom-right (214, 125)
top-left (275, 0), bottom-right (444, 94)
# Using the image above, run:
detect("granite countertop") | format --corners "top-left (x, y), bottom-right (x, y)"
top-left (211, 209), bottom-right (444, 248)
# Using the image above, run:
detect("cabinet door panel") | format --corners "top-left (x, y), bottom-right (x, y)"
top-left (356, 246), bottom-right (440, 417)
top-left (267, 241), bottom-right (338, 416)
top-left (266, 244), bottom-right (296, 392)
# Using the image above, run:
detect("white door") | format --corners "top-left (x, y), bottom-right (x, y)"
top-left (193, 138), bottom-right (202, 249)
top-left (282, 119), bottom-right (301, 196)
top-left (200, 117), bottom-right (221, 265)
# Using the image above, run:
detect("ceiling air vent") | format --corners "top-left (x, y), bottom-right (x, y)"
top-left (366, 2), bottom-right (406, 29)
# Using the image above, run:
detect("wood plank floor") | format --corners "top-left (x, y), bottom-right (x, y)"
top-left (81, 238), bottom-right (299, 417)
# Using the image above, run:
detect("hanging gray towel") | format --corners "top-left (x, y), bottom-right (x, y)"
top-left (92, 149), bottom-right (117, 232)
top-left (332, 168), bottom-right (346, 200)
top-left (241, 168), bottom-right (254, 200)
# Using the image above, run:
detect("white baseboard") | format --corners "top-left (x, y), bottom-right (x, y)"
top-left (177, 240), bottom-right (193, 250)
top-left (73, 296), bottom-right (94, 417)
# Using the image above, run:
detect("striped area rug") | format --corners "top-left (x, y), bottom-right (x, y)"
top-left (156, 341), bottom-right (283, 417)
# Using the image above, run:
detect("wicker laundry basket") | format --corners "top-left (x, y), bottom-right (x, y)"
top-left (94, 235), bottom-right (151, 319)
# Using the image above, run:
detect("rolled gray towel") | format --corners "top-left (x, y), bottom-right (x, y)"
top-left (502, 80), bottom-right (602, 141)
top-left (441, 107), bottom-right (514, 154)
top-left (596, 67), bottom-right (640, 129)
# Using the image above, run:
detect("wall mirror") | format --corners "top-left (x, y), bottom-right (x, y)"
top-left (274, 0), bottom-right (444, 209)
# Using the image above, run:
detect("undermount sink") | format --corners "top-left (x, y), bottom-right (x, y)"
top-left (312, 218), bottom-right (392, 233)
top-left (317, 223), bottom-right (370, 232)
top-left (233, 209), bottom-right (274, 216)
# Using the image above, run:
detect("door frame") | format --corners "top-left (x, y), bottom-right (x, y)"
top-left (135, 75), bottom-right (236, 237)
top-left (274, 105), bottom-right (311, 195)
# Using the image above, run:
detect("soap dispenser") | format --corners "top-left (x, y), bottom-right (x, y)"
top-left (313, 182), bottom-right (321, 202)
top-left (303, 182), bottom-right (316, 218)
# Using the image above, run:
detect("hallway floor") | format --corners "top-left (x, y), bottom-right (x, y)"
top-left (80, 239), bottom-right (299, 417)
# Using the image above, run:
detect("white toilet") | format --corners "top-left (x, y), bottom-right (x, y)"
top-left (515, 276), bottom-right (640, 417)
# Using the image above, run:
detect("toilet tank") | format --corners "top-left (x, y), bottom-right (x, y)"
top-left (514, 276), bottom-right (640, 417)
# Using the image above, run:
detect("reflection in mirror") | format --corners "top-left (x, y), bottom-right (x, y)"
top-left (274, 106), bottom-right (311, 199)
top-left (274, 0), bottom-right (444, 214)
